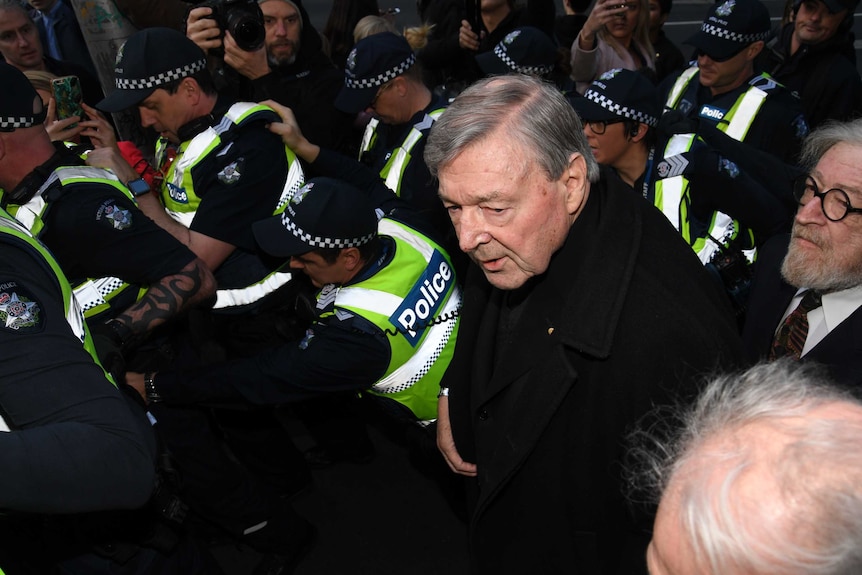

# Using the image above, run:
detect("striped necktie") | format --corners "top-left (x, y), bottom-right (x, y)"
top-left (769, 290), bottom-right (822, 360)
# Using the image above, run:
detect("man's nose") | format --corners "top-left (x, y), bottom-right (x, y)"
top-left (457, 208), bottom-right (491, 252)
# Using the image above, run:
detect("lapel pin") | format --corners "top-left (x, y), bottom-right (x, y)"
top-left (548, 327), bottom-right (554, 335)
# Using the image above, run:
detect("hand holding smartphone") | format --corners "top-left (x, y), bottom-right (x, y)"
top-left (465, 0), bottom-right (482, 35)
top-left (51, 75), bottom-right (84, 126)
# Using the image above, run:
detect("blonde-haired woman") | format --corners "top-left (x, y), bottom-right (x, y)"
top-left (570, 0), bottom-right (655, 93)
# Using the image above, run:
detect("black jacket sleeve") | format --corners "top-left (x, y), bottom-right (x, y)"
top-left (153, 313), bottom-right (391, 406)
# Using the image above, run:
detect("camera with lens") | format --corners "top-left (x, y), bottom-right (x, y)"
top-left (189, 0), bottom-right (265, 52)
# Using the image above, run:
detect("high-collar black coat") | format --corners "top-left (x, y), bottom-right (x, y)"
top-left (444, 175), bottom-right (742, 574)
top-left (742, 233), bottom-right (862, 389)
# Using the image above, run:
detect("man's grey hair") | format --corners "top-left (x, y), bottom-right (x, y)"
top-left (0, 0), bottom-right (31, 17)
top-left (425, 75), bottom-right (600, 184)
top-left (799, 117), bottom-right (862, 172)
top-left (630, 360), bottom-right (862, 575)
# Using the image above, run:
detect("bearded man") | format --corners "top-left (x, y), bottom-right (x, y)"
top-left (742, 118), bottom-right (862, 388)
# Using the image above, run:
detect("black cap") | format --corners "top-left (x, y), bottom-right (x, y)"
top-left (686, 0), bottom-right (771, 61)
top-left (571, 68), bottom-right (659, 127)
top-left (97, 27), bottom-right (207, 113)
top-left (0, 62), bottom-right (46, 131)
top-left (335, 32), bottom-right (416, 115)
top-left (796, 0), bottom-right (860, 13)
top-left (253, 178), bottom-right (380, 258)
top-left (476, 27), bottom-right (557, 77)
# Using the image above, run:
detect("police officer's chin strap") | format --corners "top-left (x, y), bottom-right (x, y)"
top-left (2, 144), bottom-right (79, 207)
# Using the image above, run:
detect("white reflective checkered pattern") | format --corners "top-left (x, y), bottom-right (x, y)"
top-left (281, 212), bottom-right (375, 249)
top-left (115, 59), bottom-right (207, 90)
top-left (345, 53), bottom-right (415, 89)
top-left (583, 91), bottom-right (658, 127)
top-left (493, 43), bottom-right (552, 76)
top-left (700, 23), bottom-right (769, 45)
top-left (0, 116), bottom-right (38, 129)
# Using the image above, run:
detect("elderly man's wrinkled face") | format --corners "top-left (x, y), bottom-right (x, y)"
top-left (782, 143), bottom-right (862, 292)
top-left (437, 129), bottom-right (587, 290)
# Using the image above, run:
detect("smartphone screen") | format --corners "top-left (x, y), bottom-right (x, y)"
top-left (51, 75), bottom-right (84, 123)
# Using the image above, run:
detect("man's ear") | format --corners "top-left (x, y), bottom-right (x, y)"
top-left (340, 246), bottom-right (363, 271)
top-left (392, 76), bottom-right (408, 97)
top-left (746, 40), bottom-right (765, 61)
top-left (630, 123), bottom-right (649, 143)
top-left (563, 152), bottom-right (589, 216)
top-left (183, 77), bottom-right (202, 105)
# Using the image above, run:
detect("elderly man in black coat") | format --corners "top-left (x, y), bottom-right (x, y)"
top-left (425, 75), bottom-right (742, 574)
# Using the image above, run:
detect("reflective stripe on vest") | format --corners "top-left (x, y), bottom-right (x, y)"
top-left (359, 109), bottom-right (446, 196)
top-left (156, 102), bottom-right (305, 309)
top-left (381, 109), bottom-right (445, 195)
top-left (213, 270), bottom-right (294, 309)
top-left (5, 167), bottom-right (143, 318)
top-left (359, 117), bottom-right (379, 159)
top-left (656, 68), bottom-right (766, 263)
top-left (326, 218), bottom-right (460, 423)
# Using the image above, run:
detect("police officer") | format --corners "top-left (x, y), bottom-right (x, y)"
top-left (130, 175), bottom-right (461, 428)
top-left (575, 68), bottom-right (796, 319)
top-left (94, 27), bottom-right (306, 349)
top-left (0, 208), bottom-right (223, 574)
top-left (0, 203), bottom-right (154, 568)
top-left (93, 29), bottom-right (319, 570)
top-left (0, 62), bottom-right (215, 374)
top-left (334, 32), bottom-right (451, 237)
top-left (654, 0), bottom-right (807, 276)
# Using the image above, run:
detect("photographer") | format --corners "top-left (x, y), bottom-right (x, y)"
top-left (185, 0), bottom-right (357, 160)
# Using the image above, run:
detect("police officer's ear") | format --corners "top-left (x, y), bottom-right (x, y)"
top-left (562, 152), bottom-right (589, 217)
top-left (628, 122), bottom-right (649, 143)
top-left (391, 76), bottom-right (409, 97)
top-left (179, 76), bottom-right (204, 105)
top-left (339, 247), bottom-right (363, 271)
top-left (744, 40), bottom-right (765, 61)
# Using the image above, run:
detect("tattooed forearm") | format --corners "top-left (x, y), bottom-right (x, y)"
top-left (114, 258), bottom-right (216, 336)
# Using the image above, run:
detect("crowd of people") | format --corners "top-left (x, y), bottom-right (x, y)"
top-left (0, 0), bottom-right (861, 573)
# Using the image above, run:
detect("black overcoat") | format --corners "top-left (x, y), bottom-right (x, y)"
top-left (445, 176), bottom-right (742, 574)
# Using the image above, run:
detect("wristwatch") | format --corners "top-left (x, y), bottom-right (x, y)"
top-left (126, 177), bottom-right (151, 197)
top-left (144, 372), bottom-right (163, 404)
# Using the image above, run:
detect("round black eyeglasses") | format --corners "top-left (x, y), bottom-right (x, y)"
top-left (793, 175), bottom-right (862, 222)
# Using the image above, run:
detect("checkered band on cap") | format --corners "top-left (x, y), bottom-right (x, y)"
top-left (0, 116), bottom-right (39, 130)
top-left (700, 22), bottom-right (770, 44)
top-left (493, 43), bottom-right (553, 76)
top-left (344, 53), bottom-right (416, 89)
top-left (115, 58), bottom-right (207, 90)
top-left (584, 90), bottom-right (658, 127)
top-left (280, 212), bottom-right (375, 249)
